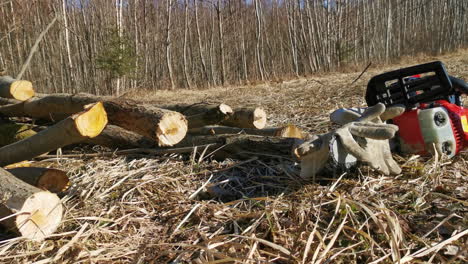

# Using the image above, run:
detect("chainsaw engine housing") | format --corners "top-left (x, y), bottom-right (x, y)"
top-left (393, 101), bottom-right (468, 157)
top-left (366, 61), bottom-right (468, 157)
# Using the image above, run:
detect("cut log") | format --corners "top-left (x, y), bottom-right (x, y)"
top-left (7, 167), bottom-right (70, 193)
top-left (85, 125), bottom-right (156, 149)
top-left (103, 99), bottom-right (187, 146)
top-left (0, 123), bottom-right (37, 146)
top-left (163, 103), bottom-right (233, 129)
top-left (186, 105), bottom-right (233, 129)
top-left (176, 134), bottom-right (302, 160)
top-left (0, 102), bottom-right (108, 166)
top-left (188, 124), bottom-right (305, 139)
top-left (0, 94), bottom-right (188, 146)
top-left (0, 76), bottom-right (34, 101)
top-left (163, 103), bottom-right (232, 116)
top-left (0, 167), bottom-right (63, 241)
top-left (221, 107), bottom-right (267, 129)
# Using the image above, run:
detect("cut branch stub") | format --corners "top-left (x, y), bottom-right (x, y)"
top-left (0, 76), bottom-right (34, 101)
top-left (221, 107), bottom-right (267, 129)
top-left (0, 102), bottom-right (108, 166)
top-left (0, 167), bottom-right (63, 241)
top-left (7, 167), bottom-right (70, 193)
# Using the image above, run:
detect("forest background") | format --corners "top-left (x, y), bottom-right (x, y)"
top-left (0, 0), bottom-right (467, 95)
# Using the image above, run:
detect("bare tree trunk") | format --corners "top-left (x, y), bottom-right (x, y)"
top-left (385, 0), bottom-right (392, 62)
top-left (183, 0), bottom-right (192, 89)
top-left (194, 0), bottom-right (209, 86)
top-left (62, 0), bottom-right (75, 91)
top-left (216, 0), bottom-right (226, 85)
top-left (254, 0), bottom-right (265, 81)
top-left (165, 0), bottom-right (175, 89)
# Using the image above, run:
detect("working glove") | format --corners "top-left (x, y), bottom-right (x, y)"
top-left (295, 103), bottom-right (405, 179)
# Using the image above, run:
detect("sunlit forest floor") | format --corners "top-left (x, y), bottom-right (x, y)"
top-left (1, 51), bottom-right (467, 263)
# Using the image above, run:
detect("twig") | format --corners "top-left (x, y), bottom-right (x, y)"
top-left (172, 203), bottom-right (201, 235)
top-left (350, 62), bottom-right (372, 85)
top-left (16, 16), bottom-right (58, 79)
top-left (308, 79), bottom-right (325, 86)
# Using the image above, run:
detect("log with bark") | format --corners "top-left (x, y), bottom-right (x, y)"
top-left (0, 167), bottom-right (63, 241)
top-left (176, 134), bottom-right (303, 160)
top-left (0, 93), bottom-right (188, 146)
top-left (221, 107), bottom-right (267, 129)
top-left (163, 103), bottom-right (233, 128)
top-left (0, 97), bottom-right (20, 106)
top-left (0, 123), bottom-right (156, 150)
top-left (0, 102), bottom-right (108, 167)
top-left (188, 124), bottom-right (306, 139)
top-left (0, 76), bottom-right (35, 101)
top-left (85, 125), bottom-right (156, 149)
top-left (7, 167), bottom-right (70, 193)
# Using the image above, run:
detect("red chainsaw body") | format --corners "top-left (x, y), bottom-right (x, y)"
top-left (393, 100), bottom-right (468, 156)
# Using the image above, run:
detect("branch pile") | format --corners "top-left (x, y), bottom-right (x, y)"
top-left (0, 76), bottom-right (308, 240)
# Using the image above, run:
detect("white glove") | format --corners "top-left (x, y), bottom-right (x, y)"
top-left (295, 103), bottom-right (405, 179)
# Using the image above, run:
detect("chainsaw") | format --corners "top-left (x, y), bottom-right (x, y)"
top-left (365, 61), bottom-right (468, 158)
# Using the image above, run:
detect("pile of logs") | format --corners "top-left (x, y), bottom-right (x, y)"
top-left (0, 76), bottom-right (307, 240)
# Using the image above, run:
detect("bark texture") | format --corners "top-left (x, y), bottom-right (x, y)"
top-left (176, 134), bottom-right (302, 160)
top-left (85, 125), bottom-right (156, 149)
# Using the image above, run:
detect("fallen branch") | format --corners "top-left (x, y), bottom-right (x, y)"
top-left (177, 134), bottom-right (302, 160)
top-left (350, 62), bottom-right (372, 85)
top-left (35, 144), bottom-right (219, 159)
top-left (188, 124), bottom-right (306, 139)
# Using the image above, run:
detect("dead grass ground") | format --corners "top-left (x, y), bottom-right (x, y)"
top-left (0, 51), bottom-right (467, 263)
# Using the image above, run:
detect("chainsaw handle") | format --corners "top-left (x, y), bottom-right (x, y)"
top-left (450, 75), bottom-right (468, 95)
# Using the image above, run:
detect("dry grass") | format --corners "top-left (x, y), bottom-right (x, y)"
top-left (1, 51), bottom-right (467, 263)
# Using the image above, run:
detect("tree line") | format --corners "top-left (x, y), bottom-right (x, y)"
top-left (0, 0), bottom-right (467, 95)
